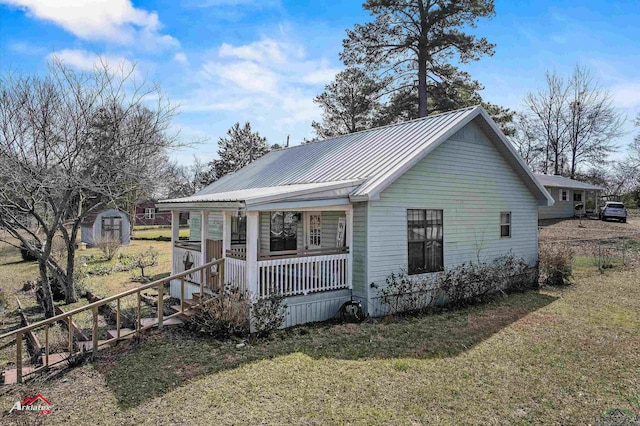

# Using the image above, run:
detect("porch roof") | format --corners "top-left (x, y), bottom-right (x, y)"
top-left (157, 179), bottom-right (361, 209)
top-left (534, 174), bottom-right (604, 191)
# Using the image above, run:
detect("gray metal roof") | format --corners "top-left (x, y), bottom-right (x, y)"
top-left (534, 174), bottom-right (604, 191)
top-left (161, 106), bottom-right (553, 206)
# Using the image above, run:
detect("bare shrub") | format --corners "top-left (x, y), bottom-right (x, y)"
top-left (189, 287), bottom-right (249, 338)
top-left (378, 254), bottom-right (538, 315)
top-left (539, 242), bottom-right (574, 286)
top-left (593, 243), bottom-right (616, 274)
top-left (132, 247), bottom-right (159, 278)
top-left (252, 293), bottom-right (287, 337)
top-left (94, 237), bottom-right (122, 260)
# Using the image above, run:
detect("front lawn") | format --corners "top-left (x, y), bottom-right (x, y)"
top-left (1, 265), bottom-right (638, 424)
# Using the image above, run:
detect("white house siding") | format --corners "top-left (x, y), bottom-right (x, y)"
top-left (366, 121), bottom-right (539, 316)
top-left (188, 211), bottom-right (224, 240)
top-left (352, 202), bottom-right (368, 304)
top-left (538, 187), bottom-right (575, 219)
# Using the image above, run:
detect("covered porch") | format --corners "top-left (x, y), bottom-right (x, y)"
top-left (163, 203), bottom-right (354, 302)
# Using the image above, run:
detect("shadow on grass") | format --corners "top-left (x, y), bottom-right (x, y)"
top-left (96, 290), bottom-right (558, 410)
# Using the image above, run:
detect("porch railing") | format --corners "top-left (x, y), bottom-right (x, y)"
top-left (258, 252), bottom-right (349, 298)
top-left (0, 259), bottom-right (223, 384)
top-left (224, 257), bottom-right (247, 294)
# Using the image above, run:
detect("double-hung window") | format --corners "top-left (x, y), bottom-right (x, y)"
top-left (407, 209), bottom-right (443, 274)
top-left (231, 213), bottom-right (246, 244)
top-left (500, 212), bottom-right (511, 238)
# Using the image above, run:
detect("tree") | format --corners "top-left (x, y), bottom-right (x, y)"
top-left (521, 65), bottom-right (623, 177)
top-left (341, 0), bottom-right (496, 118)
top-left (0, 59), bottom-right (177, 317)
top-left (312, 68), bottom-right (388, 138)
top-left (204, 122), bottom-right (270, 183)
top-left (510, 112), bottom-right (545, 169)
top-left (565, 65), bottom-right (623, 177)
top-left (160, 156), bottom-right (210, 199)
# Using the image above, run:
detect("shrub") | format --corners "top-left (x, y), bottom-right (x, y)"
top-left (592, 243), bottom-right (616, 273)
top-left (377, 254), bottom-right (538, 315)
top-left (539, 242), bottom-right (574, 286)
top-left (189, 287), bottom-right (250, 338)
top-left (95, 236), bottom-right (121, 260)
top-left (252, 292), bottom-right (287, 337)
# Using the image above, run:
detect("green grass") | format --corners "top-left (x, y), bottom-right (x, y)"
top-left (1, 266), bottom-right (638, 424)
top-left (132, 226), bottom-right (189, 240)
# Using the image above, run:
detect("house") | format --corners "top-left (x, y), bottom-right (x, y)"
top-left (158, 106), bottom-right (553, 327)
top-left (134, 199), bottom-right (188, 226)
top-left (534, 174), bottom-right (604, 219)
top-left (81, 208), bottom-right (131, 247)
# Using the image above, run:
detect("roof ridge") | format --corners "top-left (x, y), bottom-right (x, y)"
top-left (273, 105), bottom-right (480, 152)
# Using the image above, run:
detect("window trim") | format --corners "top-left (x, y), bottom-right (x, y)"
top-left (500, 211), bottom-right (511, 238)
top-left (407, 208), bottom-right (444, 275)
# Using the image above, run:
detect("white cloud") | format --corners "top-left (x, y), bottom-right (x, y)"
top-left (49, 49), bottom-right (139, 78)
top-left (173, 52), bottom-right (189, 65)
top-left (610, 82), bottom-right (640, 109)
top-left (219, 39), bottom-right (287, 64)
top-left (0, 0), bottom-right (177, 49)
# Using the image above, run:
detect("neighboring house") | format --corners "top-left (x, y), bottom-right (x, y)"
top-left (81, 209), bottom-right (131, 247)
top-left (534, 174), bottom-right (604, 220)
top-left (158, 106), bottom-right (553, 327)
top-left (134, 200), bottom-right (189, 226)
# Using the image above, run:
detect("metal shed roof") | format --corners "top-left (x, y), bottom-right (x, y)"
top-left (534, 174), bottom-right (604, 191)
top-left (161, 106), bottom-right (553, 206)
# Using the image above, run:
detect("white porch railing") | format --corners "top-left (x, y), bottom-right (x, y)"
top-left (257, 253), bottom-right (349, 298)
top-left (225, 257), bottom-right (247, 294)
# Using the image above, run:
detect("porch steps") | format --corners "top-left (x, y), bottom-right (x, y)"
top-left (139, 317), bottom-right (184, 327)
top-left (170, 305), bottom-right (198, 319)
top-left (3, 366), bottom-right (37, 385)
top-left (106, 328), bottom-right (135, 340)
top-left (76, 340), bottom-right (110, 352)
top-left (41, 352), bottom-right (70, 366)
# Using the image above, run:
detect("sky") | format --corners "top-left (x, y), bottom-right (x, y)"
top-left (0, 0), bottom-right (639, 165)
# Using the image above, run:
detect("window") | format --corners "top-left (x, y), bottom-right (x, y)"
top-left (306, 213), bottom-right (321, 249)
top-left (407, 209), bottom-right (443, 274)
top-left (144, 207), bottom-right (156, 219)
top-left (573, 193), bottom-right (582, 202)
top-left (231, 213), bottom-right (246, 244)
top-left (500, 212), bottom-right (511, 238)
top-left (560, 189), bottom-right (568, 201)
top-left (270, 211), bottom-right (298, 252)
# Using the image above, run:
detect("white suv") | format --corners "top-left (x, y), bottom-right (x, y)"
top-left (600, 202), bottom-right (628, 223)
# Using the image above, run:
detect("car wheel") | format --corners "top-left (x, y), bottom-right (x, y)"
top-left (601, 216), bottom-right (606, 221)
top-left (622, 218), bottom-right (627, 223)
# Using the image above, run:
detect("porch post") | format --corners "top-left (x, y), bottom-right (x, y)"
top-left (171, 210), bottom-right (180, 275)
top-left (222, 211), bottom-right (232, 254)
top-left (245, 211), bottom-right (259, 298)
top-left (200, 210), bottom-right (209, 264)
top-left (345, 206), bottom-right (353, 289)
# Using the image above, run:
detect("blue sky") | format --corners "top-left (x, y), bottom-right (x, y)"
top-left (1, 0), bottom-right (638, 165)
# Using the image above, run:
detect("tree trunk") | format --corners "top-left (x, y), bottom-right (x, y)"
top-left (64, 242), bottom-right (78, 304)
top-left (38, 259), bottom-right (55, 318)
top-left (418, 55), bottom-right (428, 118)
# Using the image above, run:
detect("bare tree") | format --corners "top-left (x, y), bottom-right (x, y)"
top-left (160, 156), bottom-right (210, 199)
top-left (0, 58), bottom-right (178, 317)
top-left (565, 65), bottom-right (623, 178)
top-left (522, 65), bottom-right (623, 177)
top-left (523, 70), bottom-right (571, 175)
top-left (510, 112), bottom-right (545, 170)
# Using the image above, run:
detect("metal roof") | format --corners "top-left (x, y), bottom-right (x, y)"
top-left (161, 180), bottom-right (362, 205)
top-left (534, 174), bottom-right (604, 191)
top-left (161, 106), bottom-right (553, 206)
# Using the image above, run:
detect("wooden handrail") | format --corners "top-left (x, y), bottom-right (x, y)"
top-left (0, 258), bottom-right (224, 340)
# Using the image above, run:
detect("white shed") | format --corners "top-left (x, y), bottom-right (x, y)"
top-left (81, 208), bottom-right (131, 247)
